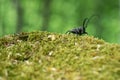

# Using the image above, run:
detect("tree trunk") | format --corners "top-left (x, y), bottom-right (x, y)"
top-left (94, 0), bottom-right (104, 38)
top-left (13, 0), bottom-right (23, 33)
top-left (0, 0), bottom-right (5, 36)
top-left (41, 0), bottom-right (51, 31)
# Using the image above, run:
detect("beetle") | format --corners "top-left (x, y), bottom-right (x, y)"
top-left (66, 15), bottom-right (96, 35)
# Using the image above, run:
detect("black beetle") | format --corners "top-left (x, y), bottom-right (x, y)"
top-left (66, 15), bottom-right (97, 35)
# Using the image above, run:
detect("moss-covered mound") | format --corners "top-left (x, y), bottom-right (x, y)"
top-left (0, 31), bottom-right (120, 80)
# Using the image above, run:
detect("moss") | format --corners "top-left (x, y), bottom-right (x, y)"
top-left (0, 31), bottom-right (120, 80)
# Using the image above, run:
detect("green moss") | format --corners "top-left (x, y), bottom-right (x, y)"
top-left (0, 31), bottom-right (120, 80)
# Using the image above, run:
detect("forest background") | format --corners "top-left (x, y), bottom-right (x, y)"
top-left (0, 0), bottom-right (120, 43)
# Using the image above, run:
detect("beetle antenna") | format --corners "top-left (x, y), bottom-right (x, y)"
top-left (83, 15), bottom-right (99, 28)
top-left (83, 18), bottom-right (89, 28)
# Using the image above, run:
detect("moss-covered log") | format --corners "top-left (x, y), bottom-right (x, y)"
top-left (0, 31), bottom-right (120, 80)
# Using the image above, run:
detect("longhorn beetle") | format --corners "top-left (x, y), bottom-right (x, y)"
top-left (66, 15), bottom-right (97, 35)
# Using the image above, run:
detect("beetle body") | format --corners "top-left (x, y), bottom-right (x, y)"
top-left (66, 27), bottom-right (87, 35)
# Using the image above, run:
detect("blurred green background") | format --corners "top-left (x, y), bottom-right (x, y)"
top-left (0, 0), bottom-right (120, 43)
